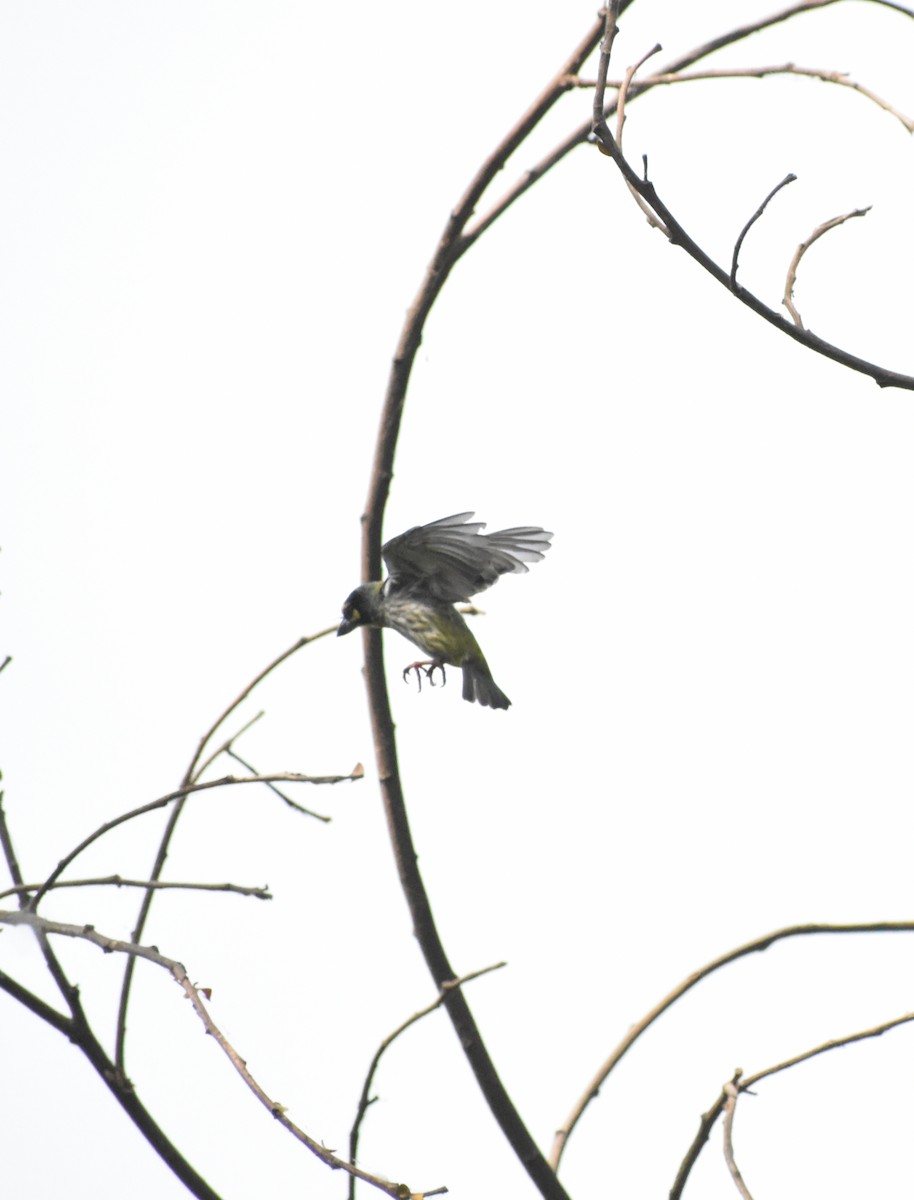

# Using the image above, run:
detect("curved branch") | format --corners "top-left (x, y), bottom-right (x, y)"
top-left (551, 920), bottom-right (914, 1169)
top-left (356, 14), bottom-right (623, 1200)
top-left (731, 173), bottom-right (797, 289)
top-left (722, 1075), bottom-right (756, 1200)
top-left (360, 12), bottom-right (608, 570)
top-left (783, 206), bottom-right (872, 327)
top-left (591, 107), bottom-right (914, 389)
top-left (465, 0), bottom-right (914, 250)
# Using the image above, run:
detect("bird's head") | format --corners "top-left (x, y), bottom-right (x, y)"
top-left (337, 582), bottom-right (384, 637)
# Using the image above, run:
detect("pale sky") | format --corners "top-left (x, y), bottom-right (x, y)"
top-left (3, 3), bottom-right (914, 1198)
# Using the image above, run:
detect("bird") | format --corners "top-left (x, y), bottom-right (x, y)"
top-left (337, 512), bottom-right (552, 709)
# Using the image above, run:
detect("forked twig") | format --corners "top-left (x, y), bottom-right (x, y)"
top-left (349, 962), bottom-right (506, 1200)
top-left (671, 1006), bottom-right (914, 1199)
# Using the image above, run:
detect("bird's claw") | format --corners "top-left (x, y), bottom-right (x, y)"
top-left (402, 661), bottom-right (447, 692)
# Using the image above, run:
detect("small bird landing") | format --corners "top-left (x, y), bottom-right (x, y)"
top-left (402, 661), bottom-right (447, 692)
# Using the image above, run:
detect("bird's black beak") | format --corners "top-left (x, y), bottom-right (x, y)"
top-left (337, 618), bottom-right (355, 637)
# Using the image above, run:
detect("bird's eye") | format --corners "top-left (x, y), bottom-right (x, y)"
top-left (350, 608), bottom-right (361, 623)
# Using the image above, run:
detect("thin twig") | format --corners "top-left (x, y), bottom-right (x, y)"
top-left (722, 1074), bottom-right (755, 1200)
top-left (741, 1007), bottom-right (914, 1089)
top-left (30, 771), bottom-right (357, 910)
top-left (551, 921), bottom-right (914, 1168)
top-left (349, 963), bottom-right (506, 1200)
top-left (783, 206), bottom-right (872, 327)
top-left (731, 174), bottom-right (797, 289)
top-left (617, 44), bottom-right (662, 143)
top-left (616, 44), bottom-right (669, 234)
top-left (0, 655), bottom-right (11, 675)
top-left (1, 875), bottom-right (272, 902)
top-left (572, 64), bottom-right (914, 134)
top-left (186, 630), bottom-right (336, 784)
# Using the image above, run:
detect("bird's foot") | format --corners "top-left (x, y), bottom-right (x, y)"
top-left (402, 661), bottom-right (447, 692)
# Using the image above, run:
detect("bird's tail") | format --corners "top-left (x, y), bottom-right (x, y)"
top-left (462, 659), bottom-right (511, 709)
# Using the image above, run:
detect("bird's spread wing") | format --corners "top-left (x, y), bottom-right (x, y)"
top-left (382, 512), bottom-right (553, 602)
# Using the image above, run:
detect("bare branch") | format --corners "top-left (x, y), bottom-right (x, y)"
top-left (618, 43), bottom-right (663, 143)
top-left (783, 206), bottom-right (872, 327)
top-left (574, 63), bottom-right (914, 134)
top-left (1, 910), bottom-right (433, 1199)
top-left (741, 1008), bottom-right (914, 1089)
top-left (466, 0), bottom-right (914, 250)
top-left (349, 963), bottom-right (506, 1199)
top-left (0, 875), bottom-right (272, 902)
top-left (361, 10), bottom-right (608, 575)
top-left (590, 113), bottom-right (913, 388)
top-left (731, 174), bottom-right (797, 289)
top-left (30, 771), bottom-right (357, 911)
top-left (671, 1090), bottom-right (728, 1200)
top-left (357, 14), bottom-right (623, 1200)
top-left (551, 921), bottom-right (914, 1168)
top-left (672, 1006), bottom-right (914, 1199)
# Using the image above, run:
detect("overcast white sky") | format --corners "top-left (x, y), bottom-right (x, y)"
top-left (3, 3), bottom-right (914, 1198)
